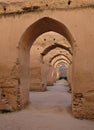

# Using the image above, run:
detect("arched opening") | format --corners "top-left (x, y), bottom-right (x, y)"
top-left (56, 61), bottom-right (69, 80)
top-left (18, 17), bottom-right (75, 109)
top-left (41, 45), bottom-right (72, 88)
top-left (41, 43), bottom-right (73, 56)
top-left (56, 61), bottom-right (69, 68)
top-left (53, 59), bottom-right (69, 79)
top-left (49, 54), bottom-right (72, 63)
top-left (51, 55), bottom-right (72, 91)
top-left (53, 58), bottom-right (70, 66)
top-left (41, 43), bottom-right (72, 65)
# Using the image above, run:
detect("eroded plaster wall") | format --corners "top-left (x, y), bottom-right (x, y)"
top-left (0, 5), bottom-right (94, 119)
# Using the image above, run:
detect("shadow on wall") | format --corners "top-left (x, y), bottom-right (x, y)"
top-left (18, 17), bottom-right (74, 110)
top-left (0, 17), bottom-right (75, 113)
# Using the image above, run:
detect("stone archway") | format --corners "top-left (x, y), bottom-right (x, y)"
top-left (53, 58), bottom-right (70, 67)
top-left (56, 61), bottom-right (69, 80)
top-left (41, 43), bottom-right (73, 56)
top-left (49, 54), bottom-right (71, 64)
top-left (17, 17), bottom-right (75, 110)
top-left (54, 60), bottom-right (69, 69)
top-left (56, 61), bottom-right (68, 68)
top-left (41, 43), bottom-right (72, 64)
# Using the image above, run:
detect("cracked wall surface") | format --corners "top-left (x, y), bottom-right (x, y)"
top-left (0, 0), bottom-right (94, 15)
top-left (0, 2), bottom-right (94, 119)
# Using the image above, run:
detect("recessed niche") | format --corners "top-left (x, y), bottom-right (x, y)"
top-left (68, 0), bottom-right (72, 5)
top-left (44, 39), bottom-right (46, 41)
top-left (46, 4), bottom-right (48, 7)
top-left (3, 6), bottom-right (6, 11)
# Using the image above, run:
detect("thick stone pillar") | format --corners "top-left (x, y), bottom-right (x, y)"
top-left (47, 65), bottom-right (55, 86)
top-left (52, 68), bottom-right (59, 83)
top-left (0, 58), bottom-right (23, 111)
top-left (72, 43), bottom-right (94, 119)
top-left (67, 63), bottom-right (73, 89)
top-left (30, 56), bottom-right (47, 91)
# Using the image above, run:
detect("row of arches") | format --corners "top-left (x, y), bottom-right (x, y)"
top-left (18, 17), bottom-right (75, 107)
top-left (0, 17), bottom-right (75, 114)
top-left (0, 9), bottom-right (93, 120)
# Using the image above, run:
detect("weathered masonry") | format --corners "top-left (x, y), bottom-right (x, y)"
top-left (0, 0), bottom-right (94, 119)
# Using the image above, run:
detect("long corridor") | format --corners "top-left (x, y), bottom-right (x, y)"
top-left (0, 80), bottom-right (94, 130)
top-left (29, 79), bottom-right (71, 114)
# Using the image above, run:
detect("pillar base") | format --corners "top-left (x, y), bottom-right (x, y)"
top-left (72, 93), bottom-right (94, 119)
top-left (30, 82), bottom-right (47, 92)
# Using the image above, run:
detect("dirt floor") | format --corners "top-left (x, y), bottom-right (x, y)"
top-left (0, 79), bottom-right (94, 130)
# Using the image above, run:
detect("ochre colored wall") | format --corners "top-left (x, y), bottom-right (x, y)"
top-left (0, 7), bottom-right (94, 119)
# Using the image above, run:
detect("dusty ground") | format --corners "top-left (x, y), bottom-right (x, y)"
top-left (0, 79), bottom-right (94, 130)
